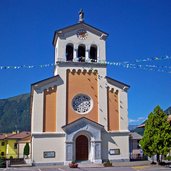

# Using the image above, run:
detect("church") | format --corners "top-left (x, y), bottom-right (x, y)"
top-left (31, 10), bottom-right (130, 166)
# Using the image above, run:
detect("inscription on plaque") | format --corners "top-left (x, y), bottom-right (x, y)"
top-left (109, 149), bottom-right (120, 155)
top-left (44, 151), bottom-right (55, 158)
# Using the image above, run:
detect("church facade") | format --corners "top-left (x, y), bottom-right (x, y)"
top-left (31, 12), bottom-right (130, 165)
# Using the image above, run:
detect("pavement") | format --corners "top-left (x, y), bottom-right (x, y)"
top-left (72, 160), bottom-right (152, 168)
top-left (1, 160), bottom-right (170, 171)
top-left (9, 160), bottom-right (151, 168)
top-left (112, 160), bottom-right (151, 167)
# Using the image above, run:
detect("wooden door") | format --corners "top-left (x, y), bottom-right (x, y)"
top-left (76, 135), bottom-right (88, 160)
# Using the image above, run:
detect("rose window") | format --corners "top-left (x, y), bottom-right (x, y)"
top-left (72, 94), bottom-right (92, 114)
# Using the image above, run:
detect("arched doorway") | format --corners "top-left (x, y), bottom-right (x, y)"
top-left (76, 135), bottom-right (88, 161)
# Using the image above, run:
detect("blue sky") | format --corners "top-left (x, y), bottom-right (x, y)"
top-left (0, 0), bottom-right (171, 125)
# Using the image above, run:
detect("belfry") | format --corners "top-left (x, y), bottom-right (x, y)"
top-left (31, 10), bottom-right (130, 165)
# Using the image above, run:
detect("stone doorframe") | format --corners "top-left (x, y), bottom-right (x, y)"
top-left (62, 117), bottom-right (104, 164)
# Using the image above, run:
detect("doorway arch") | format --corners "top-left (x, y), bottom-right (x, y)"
top-left (76, 135), bottom-right (88, 160)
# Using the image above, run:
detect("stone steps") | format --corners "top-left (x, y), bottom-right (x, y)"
top-left (77, 162), bottom-right (103, 168)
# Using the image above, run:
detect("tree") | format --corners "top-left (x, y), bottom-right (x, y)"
top-left (140, 105), bottom-right (171, 164)
top-left (23, 143), bottom-right (30, 158)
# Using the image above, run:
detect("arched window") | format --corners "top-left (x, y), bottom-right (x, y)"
top-left (78, 44), bottom-right (85, 62)
top-left (90, 45), bottom-right (97, 62)
top-left (66, 44), bottom-right (73, 61)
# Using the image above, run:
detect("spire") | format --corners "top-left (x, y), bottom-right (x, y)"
top-left (78, 9), bottom-right (84, 23)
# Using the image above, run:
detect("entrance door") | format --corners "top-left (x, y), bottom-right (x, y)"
top-left (76, 135), bottom-right (88, 160)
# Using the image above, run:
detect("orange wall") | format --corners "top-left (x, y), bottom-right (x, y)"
top-left (66, 70), bottom-right (98, 124)
top-left (43, 87), bottom-right (57, 132)
top-left (107, 89), bottom-right (119, 131)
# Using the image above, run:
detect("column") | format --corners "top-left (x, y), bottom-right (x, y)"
top-left (73, 44), bottom-right (78, 62)
top-left (95, 142), bottom-right (101, 159)
top-left (97, 46), bottom-right (100, 63)
top-left (85, 45), bottom-right (90, 62)
top-left (65, 142), bottom-right (73, 164)
top-left (91, 141), bottom-right (102, 163)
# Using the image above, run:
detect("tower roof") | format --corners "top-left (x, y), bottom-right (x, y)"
top-left (53, 22), bottom-right (108, 46)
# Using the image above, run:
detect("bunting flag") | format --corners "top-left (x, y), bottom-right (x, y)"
top-left (0, 55), bottom-right (171, 74)
top-left (120, 55), bottom-right (171, 64)
top-left (0, 63), bottom-right (54, 70)
top-left (117, 63), bottom-right (171, 74)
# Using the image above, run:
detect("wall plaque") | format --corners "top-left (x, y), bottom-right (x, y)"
top-left (44, 151), bottom-right (55, 158)
top-left (109, 149), bottom-right (120, 155)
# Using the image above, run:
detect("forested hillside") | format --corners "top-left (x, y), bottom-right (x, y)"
top-left (0, 94), bottom-right (30, 133)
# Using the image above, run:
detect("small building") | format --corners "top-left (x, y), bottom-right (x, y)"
top-left (31, 11), bottom-right (130, 165)
top-left (129, 132), bottom-right (143, 160)
top-left (0, 132), bottom-right (31, 159)
top-left (167, 115), bottom-right (171, 124)
top-left (0, 133), bottom-right (13, 158)
top-left (0, 134), bottom-right (6, 158)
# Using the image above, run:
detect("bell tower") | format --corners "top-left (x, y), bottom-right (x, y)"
top-left (52, 10), bottom-right (108, 77)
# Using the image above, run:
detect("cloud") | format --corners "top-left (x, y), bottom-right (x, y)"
top-left (129, 117), bottom-right (146, 124)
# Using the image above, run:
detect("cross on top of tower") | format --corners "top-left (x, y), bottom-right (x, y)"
top-left (78, 9), bottom-right (84, 23)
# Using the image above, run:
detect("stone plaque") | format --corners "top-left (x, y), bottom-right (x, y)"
top-left (43, 151), bottom-right (55, 158)
top-left (109, 149), bottom-right (120, 155)
top-left (66, 144), bottom-right (72, 161)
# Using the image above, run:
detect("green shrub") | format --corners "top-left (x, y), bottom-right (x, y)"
top-left (103, 160), bottom-right (112, 167)
top-left (24, 143), bottom-right (30, 158)
top-left (0, 157), bottom-right (6, 168)
top-left (165, 156), bottom-right (171, 161)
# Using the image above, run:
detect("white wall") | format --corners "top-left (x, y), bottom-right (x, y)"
top-left (119, 90), bottom-right (128, 131)
top-left (101, 132), bottom-right (129, 161)
top-left (32, 134), bottom-right (65, 164)
top-left (18, 142), bottom-right (31, 158)
top-left (31, 90), bottom-right (44, 132)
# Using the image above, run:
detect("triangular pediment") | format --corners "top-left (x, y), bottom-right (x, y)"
top-left (62, 117), bottom-right (104, 134)
top-left (105, 76), bottom-right (130, 91)
top-left (31, 75), bottom-right (63, 92)
top-left (53, 22), bottom-right (108, 46)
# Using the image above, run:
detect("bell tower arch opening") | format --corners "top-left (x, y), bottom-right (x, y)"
top-left (66, 44), bottom-right (74, 61)
top-left (78, 44), bottom-right (85, 62)
top-left (90, 45), bottom-right (97, 62)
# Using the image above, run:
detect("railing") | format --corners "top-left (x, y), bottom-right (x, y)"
top-left (130, 153), bottom-right (148, 161)
top-left (56, 57), bottom-right (106, 64)
top-left (10, 158), bottom-right (25, 165)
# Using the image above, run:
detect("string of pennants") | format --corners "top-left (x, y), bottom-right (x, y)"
top-left (0, 55), bottom-right (171, 74)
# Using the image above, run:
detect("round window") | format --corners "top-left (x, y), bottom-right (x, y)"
top-left (72, 94), bottom-right (92, 114)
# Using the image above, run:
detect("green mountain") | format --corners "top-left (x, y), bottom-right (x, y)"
top-left (165, 107), bottom-right (171, 115)
top-left (0, 94), bottom-right (30, 133)
top-left (133, 106), bottom-right (171, 136)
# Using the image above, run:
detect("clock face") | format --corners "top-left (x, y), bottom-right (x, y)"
top-left (77, 29), bottom-right (88, 40)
